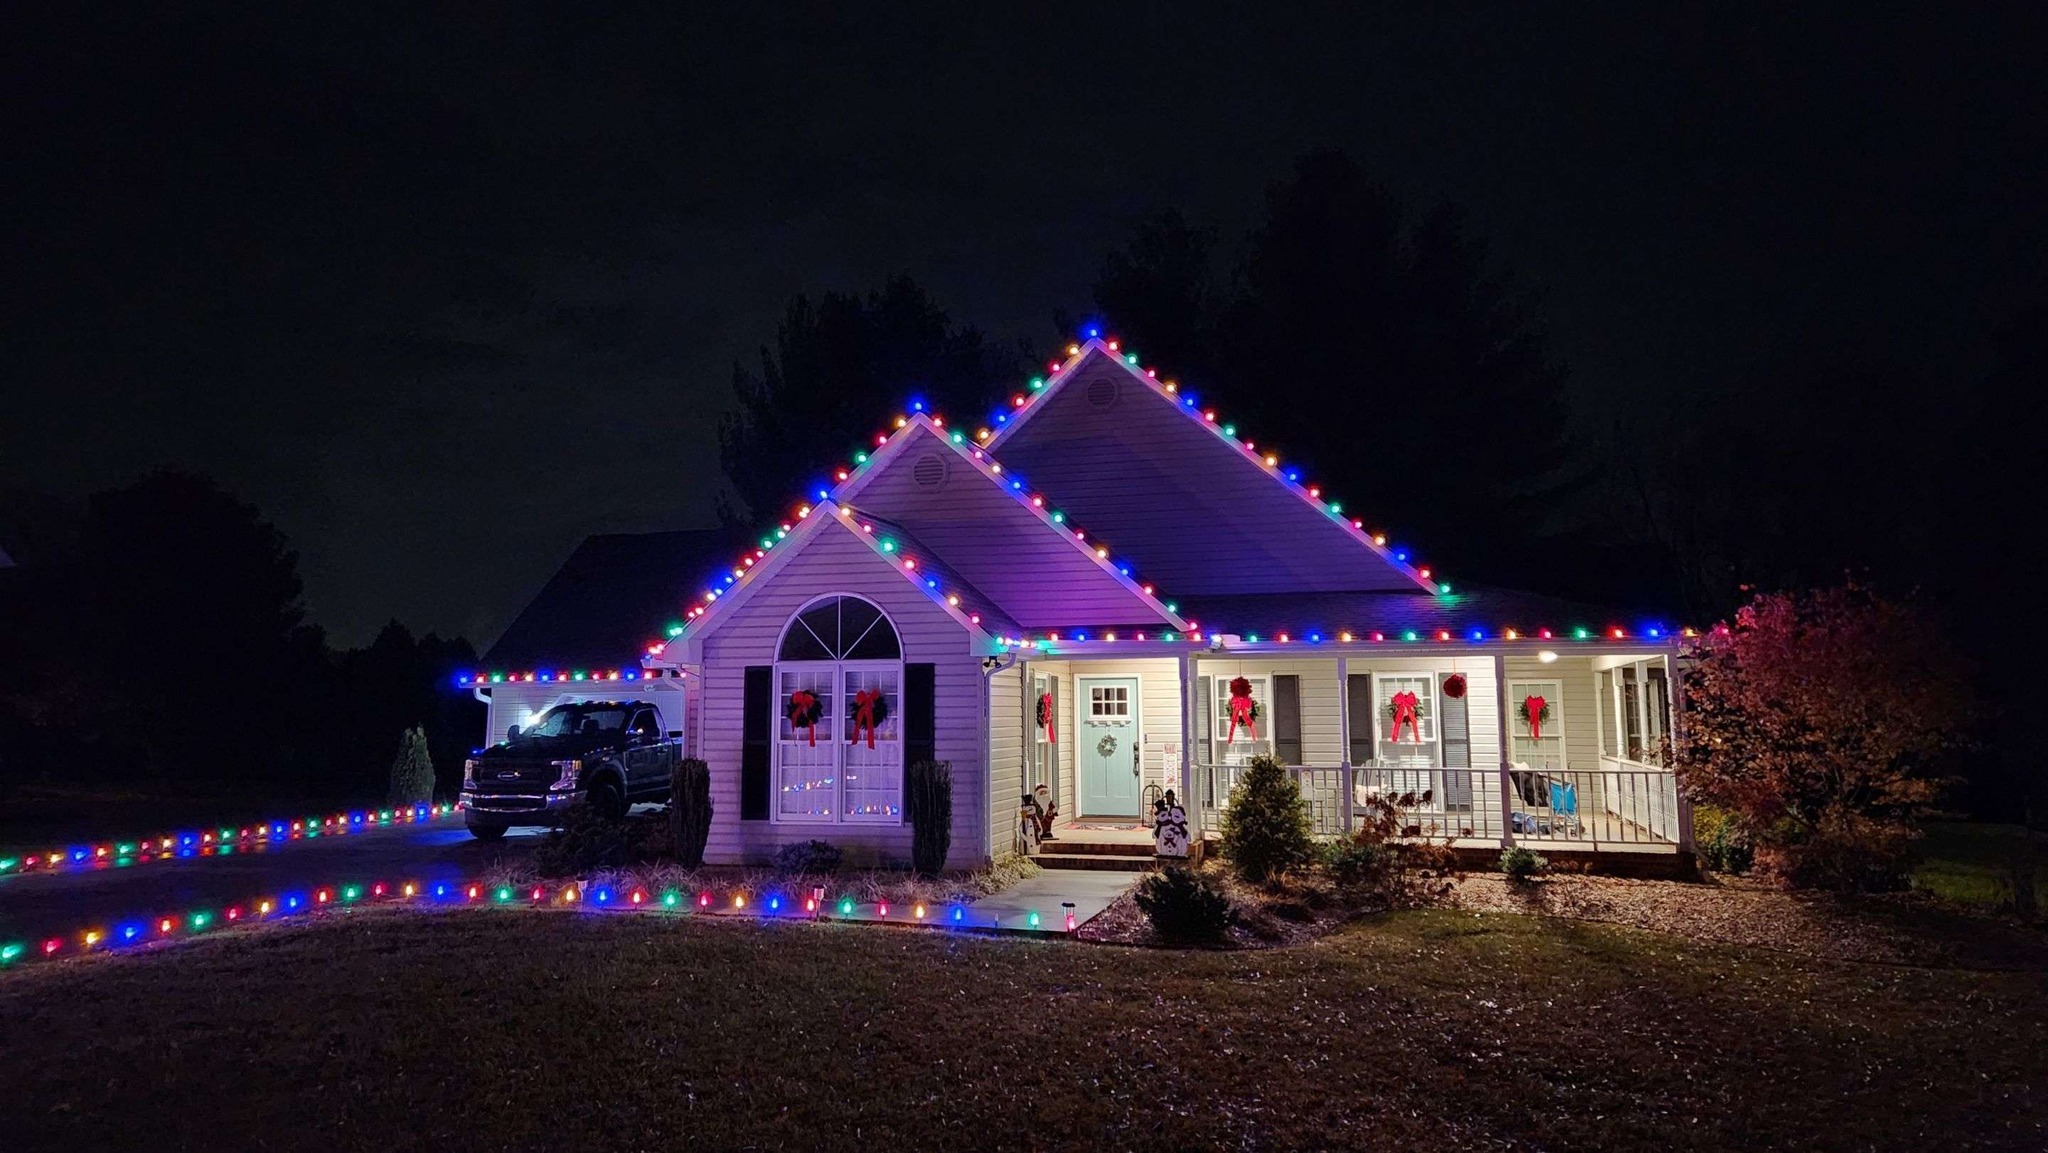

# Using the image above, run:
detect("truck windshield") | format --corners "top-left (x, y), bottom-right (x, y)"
top-left (520, 706), bottom-right (630, 739)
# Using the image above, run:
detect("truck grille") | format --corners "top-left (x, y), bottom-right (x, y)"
top-left (475, 761), bottom-right (557, 789)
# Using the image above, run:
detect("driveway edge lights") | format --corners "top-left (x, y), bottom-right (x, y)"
top-left (1, 874), bottom-right (1087, 968)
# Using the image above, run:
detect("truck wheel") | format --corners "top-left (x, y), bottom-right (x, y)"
top-left (588, 777), bottom-right (628, 821)
top-left (466, 816), bottom-right (508, 842)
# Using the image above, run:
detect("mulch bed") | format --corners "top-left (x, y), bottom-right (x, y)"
top-left (1080, 863), bottom-right (2048, 968)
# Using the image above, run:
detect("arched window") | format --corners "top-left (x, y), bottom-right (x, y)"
top-left (773, 595), bottom-right (903, 823)
top-left (777, 595), bottom-right (901, 661)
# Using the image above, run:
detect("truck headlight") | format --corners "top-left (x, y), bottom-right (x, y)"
top-left (463, 759), bottom-right (477, 789)
top-left (549, 759), bottom-right (582, 791)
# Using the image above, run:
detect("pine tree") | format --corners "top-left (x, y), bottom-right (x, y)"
top-left (387, 725), bottom-right (435, 807)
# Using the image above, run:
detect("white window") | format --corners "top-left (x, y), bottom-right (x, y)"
top-left (1210, 675), bottom-right (1271, 764)
top-left (1030, 673), bottom-right (1055, 796)
top-left (773, 596), bottom-right (904, 824)
top-left (1375, 674), bottom-right (1440, 769)
top-left (1508, 678), bottom-right (1564, 771)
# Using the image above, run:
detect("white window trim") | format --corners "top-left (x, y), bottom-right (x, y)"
top-left (771, 595), bottom-right (905, 826)
top-left (1208, 674), bottom-right (1273, 764)
top-left (1507, 677), bottom-right (1567, 772)
top-left (1372, 672), bottom-right (1443, 767)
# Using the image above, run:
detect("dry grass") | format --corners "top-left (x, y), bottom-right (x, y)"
top-left (2, 905), bottom-right (2043, 1150)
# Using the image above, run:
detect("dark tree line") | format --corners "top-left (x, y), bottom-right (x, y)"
top-left (0, 471), bottom-right (480, 803)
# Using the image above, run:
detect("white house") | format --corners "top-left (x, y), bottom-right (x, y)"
top-left (468, 337), bottom-right (1689, 869)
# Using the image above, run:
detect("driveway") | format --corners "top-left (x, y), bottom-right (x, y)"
top-left (0, 816), bottom-right (556, 945)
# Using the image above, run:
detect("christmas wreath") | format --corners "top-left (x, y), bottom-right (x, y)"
top-left (1386, 690), bottom-right (1423, 742)
top-left (1441, 673), bottom-right (1467, 699)
top-left (849, 689), bottom-right (891, 748)
top-left (1225, 676), bottom-right (1261, 740)
top-left (1517, 695), bottom-right (1552, 740)
top-left (1035, 692), bottom-right (1056, 743)
top-left (786, 690), bottom-right (822, 746)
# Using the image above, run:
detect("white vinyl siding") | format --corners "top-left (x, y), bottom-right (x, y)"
top-left (988, 664), bottom-right (1025, 858)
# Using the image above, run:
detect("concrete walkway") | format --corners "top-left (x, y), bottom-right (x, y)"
top-left (963, 869), bottom-right (1137, 934)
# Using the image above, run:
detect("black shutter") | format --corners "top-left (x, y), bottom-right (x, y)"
top-left (1194, 674), bottom-right (1212, 767)
top-left (740, 666), bottom-right (771, 820)
top-left (1346, 673), bottom-right (1375, 765)
top-left (1273, 675), bottom-right (1302, 765)
top-left (905, 663), bottom-right (936, 768)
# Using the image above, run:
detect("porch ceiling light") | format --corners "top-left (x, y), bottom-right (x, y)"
top-left (1538, 650), bottom-right (1559, 664)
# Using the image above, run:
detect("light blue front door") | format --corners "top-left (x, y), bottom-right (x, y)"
top-left (1078, 676), bottom-right (1140, 817)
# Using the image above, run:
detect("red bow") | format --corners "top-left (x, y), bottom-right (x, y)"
top-left (789, 690), bottom-right (818, 746)
top-left (1227, 691), bottom-right (1258, 741)
top-left (1037, 692), bottom-right (1056, 743)
top-left (1523, 695), bottom-right (1547, 740)
top-left (1390, 691), bottom-right (1421, 742)
top-left (852, 689), bottom-right (881, 749)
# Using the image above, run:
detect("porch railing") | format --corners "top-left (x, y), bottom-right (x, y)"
top-left (1197, 761), bottom-right (1684, 850)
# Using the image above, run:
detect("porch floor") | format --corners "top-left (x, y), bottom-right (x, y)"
top-left (1045, 819), bottom-right (1154, 846)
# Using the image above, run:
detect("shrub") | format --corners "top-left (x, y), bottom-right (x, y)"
top-left (1322, 786), bottom-right (1458, 908)
top-left (1500, 845), bottom-right (1549, 882)
top-left (1760, 809), bottom-right (1916, 891)
top-left (532, 806), bottom-right (634, 876)
top-left (1693, 804), bottom-right (1754, 875)
top-left (774, 839), bottom-right (844, 876)
top-left (385, 726), bottom-right (435, 807)
top-left (1220, 756), bottom-right (1316, 884)
top-left (1134, 867), bottom-right (1235, 943)
top-left (670, 757), bottom-right (712, 867)
top-left (1671, 584), bottom-right (1972, 891)
top-left (907, 759), bottom-right (953, 877)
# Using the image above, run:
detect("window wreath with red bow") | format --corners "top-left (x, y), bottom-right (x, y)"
top-left (786, 689), bottom-right (823, 746)
top-left (1035, 692), bottom-right (1056, 743)
top-left (848, 690), bottom-right (891, 749)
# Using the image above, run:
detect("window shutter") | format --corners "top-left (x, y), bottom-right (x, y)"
top-left (740, 666), bottom-right (771, 820)
top-left (1194, 674), bottom-right (1212, 766)
top-left (1346, 673), bottom-right (1375, 765)
top-left (1439, 677), bottom-right (1473, 808)
top-left (1273, 674), bottom-right (1302, 765)
top-left (905, 663), bottom-right (936, 768)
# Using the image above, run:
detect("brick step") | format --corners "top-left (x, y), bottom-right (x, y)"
top-left (1036, 839), bottom-right (1154, 858)
top-left (1032, 852), bottom-right (1156, 872)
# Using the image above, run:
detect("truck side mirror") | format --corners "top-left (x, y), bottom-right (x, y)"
top-left (506, 724), bottom-right (522, 742)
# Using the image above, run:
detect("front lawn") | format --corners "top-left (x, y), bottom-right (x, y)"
top-left (3, 908), bottom-right (2043, 1149)
top-left (1912, 819), bottom-right (2045, 911)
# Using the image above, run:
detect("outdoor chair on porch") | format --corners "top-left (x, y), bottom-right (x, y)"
top-left (1546, 779), bottom-right (1582, 837)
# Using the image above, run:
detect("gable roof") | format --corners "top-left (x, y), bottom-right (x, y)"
top-left (662, 499), bottom-right (1007, 662)
top-left (832, 416), bottom-right (1188, 630)
top-left (482, 529), bottom-right (729, 672)
top-left (984, 339), bottom-right (1439, 597)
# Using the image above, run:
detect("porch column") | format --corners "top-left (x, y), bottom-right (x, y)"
top-left (1668, 652), bottom-right (1695, 855)
top-left (1179, 652), bottom-right (1198, 837)
top-left (1493, 653), bottom-right (1514, 848)
top-left (1336, 656), bottom-right (1353, 834)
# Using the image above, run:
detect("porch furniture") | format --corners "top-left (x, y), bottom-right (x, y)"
top-left (1547, 779), bottom-right (1582, 837)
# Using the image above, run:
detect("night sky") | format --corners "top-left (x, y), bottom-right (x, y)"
top-left (7, 5), bottom-right (2041, 647)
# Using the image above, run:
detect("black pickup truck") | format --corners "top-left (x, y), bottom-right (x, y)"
top-left (460, 700), bottom-right (681, 839)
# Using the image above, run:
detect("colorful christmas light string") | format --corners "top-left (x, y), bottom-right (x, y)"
top-left (1, 871), bottom-right (1072, 969)
top-left (456, 326), bottom-right (1698, 684)
top-left (0, 803), bottom-right (460, 879)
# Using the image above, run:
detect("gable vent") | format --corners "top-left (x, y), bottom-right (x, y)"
top-left (1086, 376), bottom-right (1121, 409)
top-left (913, 452), bottom-right (950, 489)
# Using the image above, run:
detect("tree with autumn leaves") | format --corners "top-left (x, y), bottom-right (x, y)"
top-left (1671, 584), bottom-right (1974, 890)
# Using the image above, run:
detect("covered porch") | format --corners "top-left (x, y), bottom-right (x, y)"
top-left (1001, 640), bottom-right (1687, 859)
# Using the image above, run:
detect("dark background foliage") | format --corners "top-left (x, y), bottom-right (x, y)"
top-left (2, 6), bottom-right (2040, 812)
